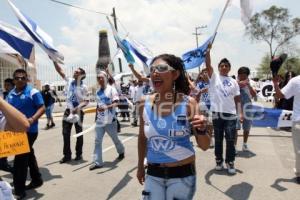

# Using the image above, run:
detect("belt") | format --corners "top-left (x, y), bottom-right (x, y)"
top-left (147, 163), bottom-right (195, 179)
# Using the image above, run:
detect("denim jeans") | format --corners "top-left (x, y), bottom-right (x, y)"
top-left (292, 121), bottom-right (300, 176)
top-left (142, 175), bottom-right (196, 200)
top-left (93, 120), bottom-right (125, 165)
top-left (212, 112), bottom-right (237, 163)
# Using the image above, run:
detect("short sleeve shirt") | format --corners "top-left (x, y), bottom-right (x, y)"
top-left (96, 85), bottom-right (119, 125)
top-left (7, 85), bottom-right (44, 133)
top-left (64, 77), bottom-right (88, 110)
top-left (282, 75), bottom-right (300, 121)
top-left (209, 72), bottom-right (240, 114)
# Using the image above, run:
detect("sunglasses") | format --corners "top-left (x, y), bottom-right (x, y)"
top-left (150, 64), bottom-right (175, 73)
top-left (14, 76), bottom-right (27, 81)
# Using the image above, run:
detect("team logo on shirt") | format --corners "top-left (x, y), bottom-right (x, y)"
top-left (149, 135), bottom-right (175, 152)
top-left (156, 118), bottom-right (167, 129)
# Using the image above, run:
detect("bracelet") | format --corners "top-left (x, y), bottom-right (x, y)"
top-left (195, 128), bottom-right (207, 135)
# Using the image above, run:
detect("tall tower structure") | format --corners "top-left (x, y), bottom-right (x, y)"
top-left (96, 30), bottom-right (114, 74)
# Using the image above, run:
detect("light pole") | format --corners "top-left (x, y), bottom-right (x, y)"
top-left (192, 25), bottom-right (207, 73)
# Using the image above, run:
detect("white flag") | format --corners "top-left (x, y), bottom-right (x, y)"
top-left (240, 0), bottom-right (253, 25)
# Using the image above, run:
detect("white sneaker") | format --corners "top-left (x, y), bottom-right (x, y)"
top-left (215, 160), bottom-right (223, 171)
top-left (226, 162), bottom-right (236, 174)
top-left (242, 143), bottom-right (249, 152)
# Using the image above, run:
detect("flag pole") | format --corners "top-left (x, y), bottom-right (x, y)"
top-left (212, 0), bottom-right (231, 44)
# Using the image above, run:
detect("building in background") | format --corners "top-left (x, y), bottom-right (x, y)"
top-left (0, 55), bottom-right (40, 90)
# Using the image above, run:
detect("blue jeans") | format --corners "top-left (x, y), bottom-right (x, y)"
top-left (143, 175), bottom-right (196, 200)
top-left (93, 120), bottom-right (125, 165)
top-left (45, 104), bottom-right (54, 119)
top-left (212, 112), bottom-right (237, 163)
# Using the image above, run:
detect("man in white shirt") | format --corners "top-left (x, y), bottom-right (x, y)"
top-left (273, 75), bottom-right (300, 184)
top-left (53, 61), bottom-right (89, 164)
top-left (205, 46), bottom-right (242, 175)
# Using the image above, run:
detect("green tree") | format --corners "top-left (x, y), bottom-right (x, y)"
top-left (246, 5), bottom-right (300, 59)
top-left (257, 53), bottom-right (300, 79)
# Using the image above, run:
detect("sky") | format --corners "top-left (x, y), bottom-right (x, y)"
top-left (0, 0), bottom-right (299, 84)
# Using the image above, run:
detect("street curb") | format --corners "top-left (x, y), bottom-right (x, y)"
top-left (41, 107), bottom-right (97, 119)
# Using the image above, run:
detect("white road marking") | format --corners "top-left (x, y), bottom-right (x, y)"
top-left (103, 136), bottom-right (136, 153)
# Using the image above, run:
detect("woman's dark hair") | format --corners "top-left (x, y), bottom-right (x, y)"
top-left (283, 71), bottom-right (296, 87)
top-left (238, 66), bottom-right (250, 76)
top-left (218, 58), bottom-right (231, 69)
top-left (78, 67), bottom-right (86, 80)
top-left (150, 54), bottom-right (190, 95)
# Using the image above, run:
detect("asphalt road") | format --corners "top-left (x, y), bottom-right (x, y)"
top-left (1, 110), bottom-right (299, 199)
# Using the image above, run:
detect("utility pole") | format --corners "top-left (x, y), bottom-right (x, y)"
top-left (111, 7), bottom-right (123, 73)
top-left (192, 25), bottom-right (207, 73)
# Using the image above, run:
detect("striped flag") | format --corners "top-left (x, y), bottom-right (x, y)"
top-left (106, 16), bottom-right (135, 64)
top-left (0, 20), bottom-right (34, 63)
top-left (251, 105), bottom-right (292, 128)
top-left (7, 0), bottom-right (64, 63)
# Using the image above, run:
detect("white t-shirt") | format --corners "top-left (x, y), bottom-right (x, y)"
top-left (96, 85), bottom-right (119, 125)
top-left (282, 75), bottom-right (300, 122)
top-left (129, 85), bottom-right (136, 100)
top-left (134, 85), bottom-right (144, 103)
top-left (0, 111), bottom-right (6, 130)
top-left (64, 77), bottom-right (89, 110)
top-left (209, 72), bottom-right (240, 114)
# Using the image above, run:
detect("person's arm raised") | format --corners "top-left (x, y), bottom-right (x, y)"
top-left (205, 44), bottom-right (213, 78)
top-left (53, 61), bottom-right (66, 80)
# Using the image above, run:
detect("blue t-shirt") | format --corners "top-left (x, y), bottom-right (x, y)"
top-left (7, 85), bottom-right (44, 133)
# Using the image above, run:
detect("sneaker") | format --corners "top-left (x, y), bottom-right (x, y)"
top-left (89, 163), bottom-right (103, 171)
top-left (0, 163), bottom-right (13, 173)
top-left (44, 124), bottom-right (50, 130)
top-left (226, 162), bottom-right (236, 174)
top-left (59, 157), bottom-right (71, 164)
top-left (117, 153), bottom-right (125, 160)
top-left (242, 143), bottom-right (249, 152)
top-left (15, 192), bottom-right (26, 200)
top-left (50, 123), bottom-right (55, 128)
top-left (25, 179), bottom-right (43, 190)
top-left (215, 160), bottom-right (223, 171)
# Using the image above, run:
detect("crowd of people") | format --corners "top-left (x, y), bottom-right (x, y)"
top-left (0, 45), bottom-right (300, 199)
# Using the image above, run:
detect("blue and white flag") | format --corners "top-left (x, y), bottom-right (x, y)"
top-left (7, 0), bottom-right (64, 63)
top-left (251, 105), bottom-right (292, 128)
top-left (0, 20), bottom-right (34, 61)
top-left (124, 37), bottom-right (153, 66)
top-left (182, 33), bottom-right (216, 70)
top-left (106, 16), bottom-right (135, 64)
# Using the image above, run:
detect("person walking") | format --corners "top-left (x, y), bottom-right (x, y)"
top-left (53, 61), bottom-right (89, 164)
top-left (89, 71), bottom-right (125, 170)
top-left (205, 46), bottom-right (242, 174)
top-left (41, 83), bottom-right (62, 129)
top-left (137, 54), bottom-right (210, 200)
top-left (7, 69), bottom-right (45, 199)
top-left (273, 75), bottom-right (300, 184)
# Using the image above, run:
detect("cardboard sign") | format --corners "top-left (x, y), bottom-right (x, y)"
top-left (0, 131), bottom-right (30, 158)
